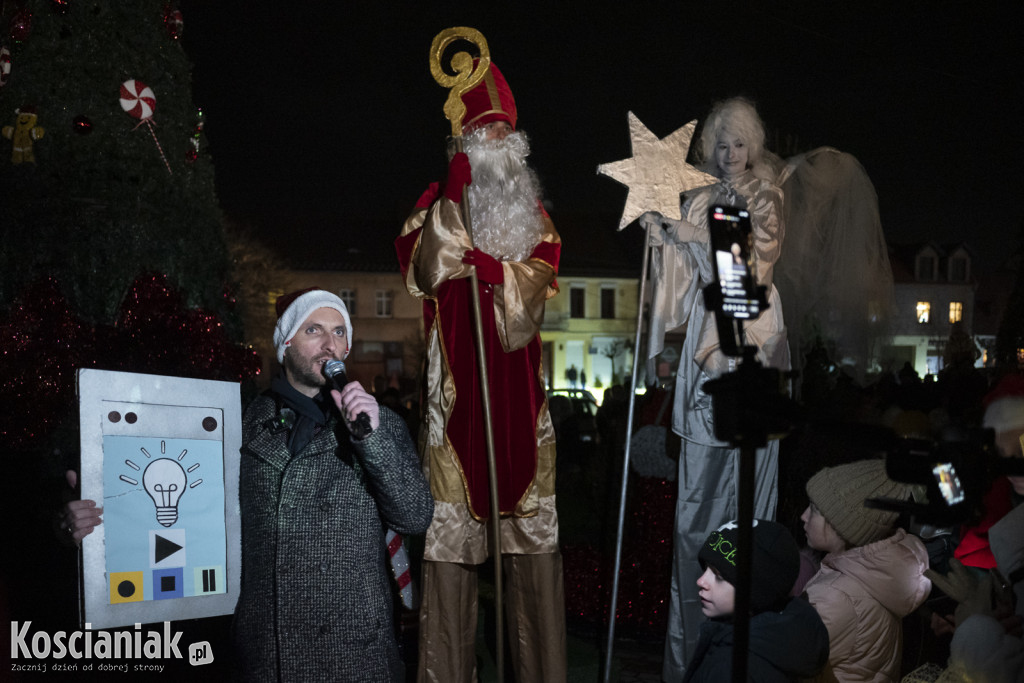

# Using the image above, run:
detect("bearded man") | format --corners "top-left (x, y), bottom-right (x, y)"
top-left (395, 61), bottom-right (567, 682)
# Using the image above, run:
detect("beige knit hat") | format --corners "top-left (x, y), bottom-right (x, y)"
top-left (806, 459), bottom-right (911, 547)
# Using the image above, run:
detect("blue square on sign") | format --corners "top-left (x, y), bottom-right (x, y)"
top-left (153, 567), bottom-right (184, 600)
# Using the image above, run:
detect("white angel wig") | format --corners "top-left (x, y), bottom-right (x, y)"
top-left (447, 126), bottom-right (545, 263)
top-left (698, 97), bottom-right (774, 181)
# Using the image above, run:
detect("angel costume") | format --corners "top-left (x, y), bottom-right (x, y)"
top-left (652, 168), bottom-right (790, 682)
top-left (655, 148), bottom-right (893, 681)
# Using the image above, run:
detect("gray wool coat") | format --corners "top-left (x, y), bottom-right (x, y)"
top-left (232, 394), bottom-right (434, 682)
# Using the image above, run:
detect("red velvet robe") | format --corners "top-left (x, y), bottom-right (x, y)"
top-left (396, 184), bottom-right (560, 561)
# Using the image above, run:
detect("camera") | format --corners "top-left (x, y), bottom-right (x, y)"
top-left (867, 427), bottom-right (1024, 526)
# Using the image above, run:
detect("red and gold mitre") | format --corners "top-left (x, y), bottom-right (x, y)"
top-left (461, 61), bottom-right (517, 131)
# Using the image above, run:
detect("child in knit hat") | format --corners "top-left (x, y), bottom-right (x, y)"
top-left (801, 459), bottom-right (932, 682)
top-left (682, 519), bottom-right (830, 682)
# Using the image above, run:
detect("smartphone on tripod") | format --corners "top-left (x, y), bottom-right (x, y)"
top-left (707, 205), bottom-right (764, 355)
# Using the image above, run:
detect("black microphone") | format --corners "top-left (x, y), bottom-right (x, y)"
top-left (323, 359), bottom-right (373, 439)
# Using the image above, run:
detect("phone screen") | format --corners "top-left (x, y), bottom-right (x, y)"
top-left (932, 462), bottom-right (965, 505)
top-left (709, 205), bottom-right (759, 319)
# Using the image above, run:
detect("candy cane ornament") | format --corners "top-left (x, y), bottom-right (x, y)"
top-left (386, 528), bottom-right (417, 610)
top-left (119, 79), bottom-right (172, 175)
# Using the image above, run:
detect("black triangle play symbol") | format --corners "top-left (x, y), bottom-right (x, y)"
top-left (155, 534), bottom-right (183, 564)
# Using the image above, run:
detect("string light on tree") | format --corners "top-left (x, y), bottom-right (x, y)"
top-left (186, 107), bottom-right (203, 164)
top-left (9, 7), bottom-right (33, 43)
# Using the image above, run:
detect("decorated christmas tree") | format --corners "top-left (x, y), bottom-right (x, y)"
top-left (0, 1), bottom-right (227, 317)
top-left (0, 2), bottom-right (260, 455)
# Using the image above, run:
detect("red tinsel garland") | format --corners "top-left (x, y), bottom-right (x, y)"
top-left (563, 477), bottom-right (677, 636)
top-left (0, 275), bottom-right (261, 452)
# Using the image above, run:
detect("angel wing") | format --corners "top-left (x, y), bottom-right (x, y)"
top-left (773, 147), bottom-right (895, 388)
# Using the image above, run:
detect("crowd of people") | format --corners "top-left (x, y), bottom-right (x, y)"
top-left (51, 59), bottom-right (1023, 683)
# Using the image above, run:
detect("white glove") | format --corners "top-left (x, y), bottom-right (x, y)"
top-left (639, 211), bottom-right (704, 246)
top-left (639, 211), bottom-right (667, 246)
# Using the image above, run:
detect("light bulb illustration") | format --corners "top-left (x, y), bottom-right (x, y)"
top-left (143, 458), bottom-right (187, 527)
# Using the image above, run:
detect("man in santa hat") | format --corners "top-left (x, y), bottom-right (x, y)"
top-left (396, 60), bottom-right (567, 682)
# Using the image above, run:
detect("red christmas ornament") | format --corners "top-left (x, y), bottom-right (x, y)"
top-left (9, 9), bottom-right (32, 43)
top-left (163, 5), bottom-right (183, 40)
top-left (72, 114), bottom-right (93, 135)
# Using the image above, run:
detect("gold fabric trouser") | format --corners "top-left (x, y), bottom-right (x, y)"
top-left (417, 552), bottom-right (567, 683)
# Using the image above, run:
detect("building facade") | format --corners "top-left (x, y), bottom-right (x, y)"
top-left (540, 276), bottom-right (639, 397)
top-left (886, 242), bottom-right (981, 377)
top-left (250, 229), bottom-right (1003, 399)
top-left (260, 268), bottom-right (423, 395)
top-left (260, 266), bottom-right (640, 404)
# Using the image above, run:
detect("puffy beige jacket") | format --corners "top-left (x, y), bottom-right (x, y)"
top-left (805, 528), bottom-right (931, 682)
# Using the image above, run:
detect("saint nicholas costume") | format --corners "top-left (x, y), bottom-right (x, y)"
top-left (395, 62), bottom-right (567, 682)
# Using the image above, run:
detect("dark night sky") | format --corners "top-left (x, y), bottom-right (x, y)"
top-left (179, 3), bottom-right (1023, 273)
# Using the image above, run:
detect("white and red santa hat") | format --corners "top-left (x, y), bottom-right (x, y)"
top-left (273, 288), bottom-right (352, 363)
top-left (983, 374), bottom-right (1024, 434)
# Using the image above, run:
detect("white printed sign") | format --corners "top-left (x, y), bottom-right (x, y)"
top-left (78, 369), bottom-right (241, 628)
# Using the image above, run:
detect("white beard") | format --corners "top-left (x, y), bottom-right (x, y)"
top-left (459, 128), bottom-right (545, 263)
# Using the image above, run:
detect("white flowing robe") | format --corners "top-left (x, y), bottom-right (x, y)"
top-left (653, 170), bottom-right (790, 682)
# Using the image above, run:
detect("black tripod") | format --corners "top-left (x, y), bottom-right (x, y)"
top-left (701, 282), bottom-right (796, 683)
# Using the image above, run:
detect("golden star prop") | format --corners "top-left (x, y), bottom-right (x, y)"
top-left (597, 112), bottom-right (718, 230)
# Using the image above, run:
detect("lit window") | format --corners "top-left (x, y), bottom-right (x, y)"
top-left (338, 289), bottom-right (356, 317)
top-left (375, 290), bottom-right (393, 318)
top-left (570, 286), bottom-right (585, 319)
top-left (916, 302), bottom-right (931, 324)
top-left (949, 301), bottom-right (962, 323)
